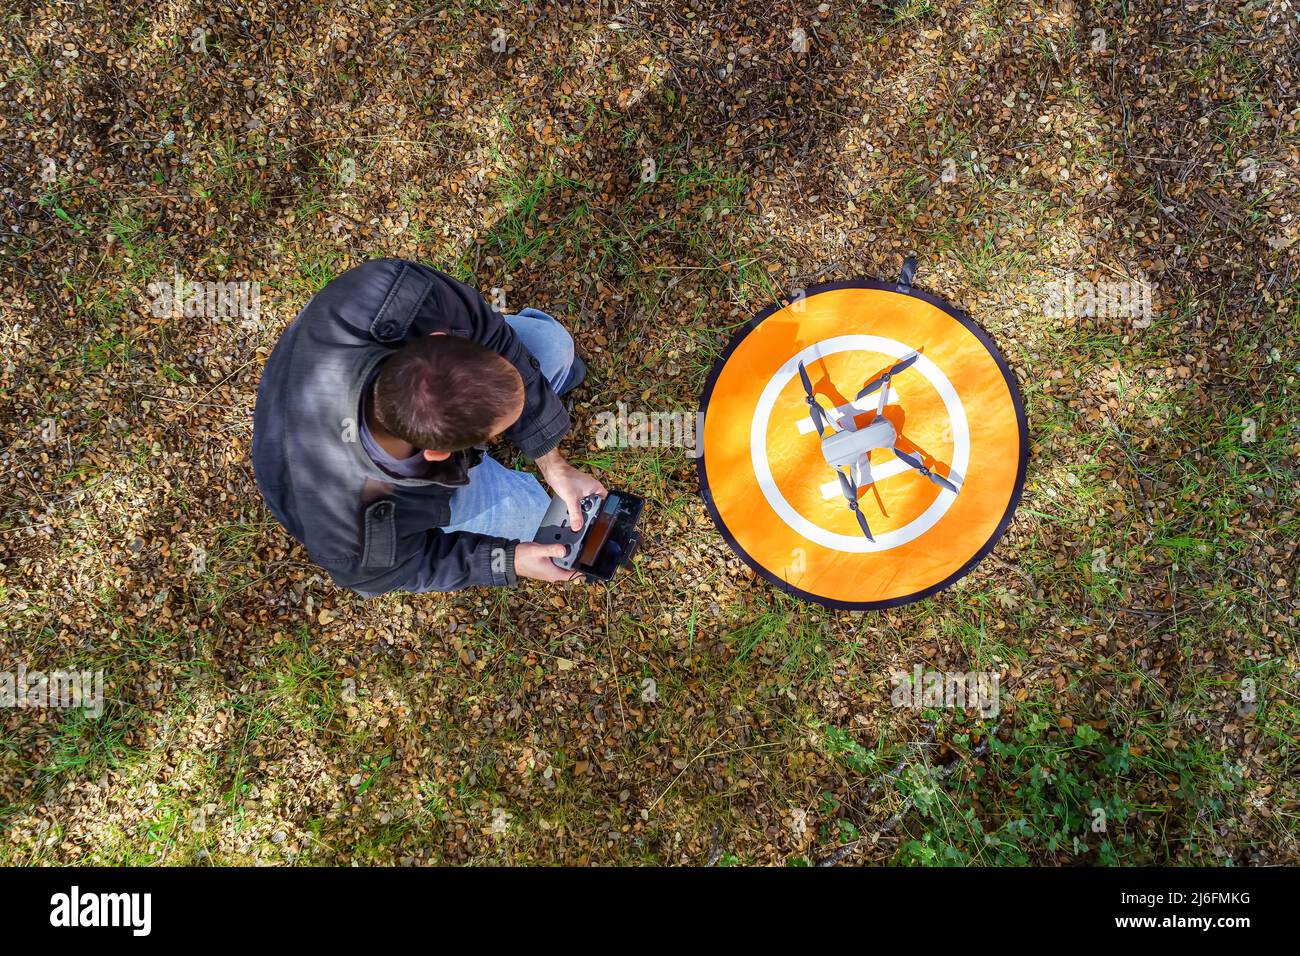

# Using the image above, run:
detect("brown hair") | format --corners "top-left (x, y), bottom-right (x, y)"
top-left (373, 336), bottom-right (523, 452)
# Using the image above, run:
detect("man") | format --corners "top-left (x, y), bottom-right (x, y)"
top-left (252, 258), bottom-right (605, 595)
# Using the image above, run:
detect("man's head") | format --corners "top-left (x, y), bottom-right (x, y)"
top-left (373, 334), bottom-right (524, 460)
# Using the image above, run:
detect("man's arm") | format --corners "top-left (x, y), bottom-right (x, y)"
top-left (317, 528), bottom-right (518, 596)
top-left (534, 449), bottom-right (608, 532)
top-left (414, 267), bottom-right (610, 544)
top-left (320, 528), bottom-right (587, 595)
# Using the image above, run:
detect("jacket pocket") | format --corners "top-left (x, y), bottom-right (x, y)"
top-left (370, 262), bottom-right (435, 343)
top-left (360, 499), bottom-right (397, 569)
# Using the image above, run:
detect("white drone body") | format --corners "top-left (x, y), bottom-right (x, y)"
top-left (820, 416), bottom-right (897, 468)
top-left (797, 353), bottom-right (959, 542)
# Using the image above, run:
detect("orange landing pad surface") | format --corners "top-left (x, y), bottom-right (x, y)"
top-left (697, 280), bottom-right (1027, 609)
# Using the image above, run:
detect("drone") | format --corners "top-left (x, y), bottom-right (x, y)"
top-left (797, 353), bottom-right (960, 540)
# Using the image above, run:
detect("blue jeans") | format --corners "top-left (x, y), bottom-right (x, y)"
top-left (440, 308), bottom-right (574, 542)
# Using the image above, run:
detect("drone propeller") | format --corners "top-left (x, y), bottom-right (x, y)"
top-left (836, 468), bottom-right (874, 540)
top-left (856, 352), bottom-right (920, 402)
top-left (798, 361), bottom-right (828, 436)
top-left (893, 447), bottom-right (959, 493)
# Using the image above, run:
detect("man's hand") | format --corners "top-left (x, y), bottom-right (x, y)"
top-left (514, 542), bottom-right (580, 582)
top-left (535, 450), bottom-right (608, 531)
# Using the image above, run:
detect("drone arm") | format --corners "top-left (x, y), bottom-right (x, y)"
top-left (875, 376), bottom-right (890, 418)
top-left (894, 446), bottom-right (959, 493)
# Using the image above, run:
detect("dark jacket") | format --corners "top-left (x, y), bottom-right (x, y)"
top-left (252, 258), bottom-right (570, 595)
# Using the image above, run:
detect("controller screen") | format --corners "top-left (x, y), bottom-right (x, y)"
top-left (576, 496), bottom-right (618, 568)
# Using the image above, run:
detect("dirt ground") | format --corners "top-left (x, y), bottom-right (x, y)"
top-left (1, 0), bottom-right (1297, 864)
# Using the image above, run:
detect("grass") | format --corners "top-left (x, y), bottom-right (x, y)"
top-left (0, 0), bottom-right (1295, 867)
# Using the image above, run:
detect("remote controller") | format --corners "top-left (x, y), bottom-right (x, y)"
top-left (533, 493), bottom-right (603, 570)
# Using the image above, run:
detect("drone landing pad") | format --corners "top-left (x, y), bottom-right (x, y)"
top-left (697, 280), bottom-right (1027, 609)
